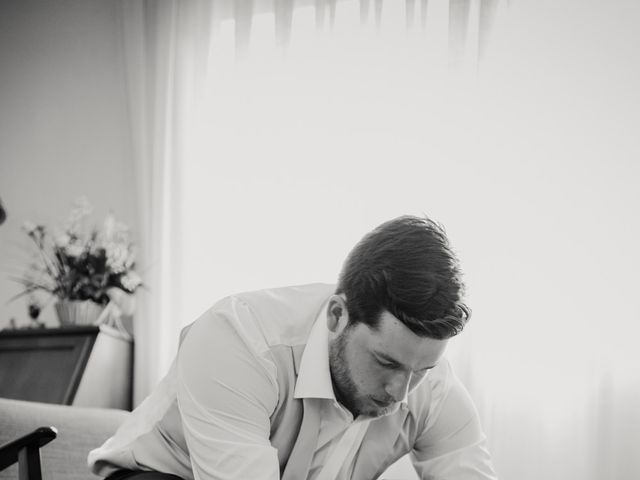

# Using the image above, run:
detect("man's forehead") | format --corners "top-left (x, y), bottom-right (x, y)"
top-left (372, 349), bottom-right (439, 370)
top-left (359, 310), bottom-right (449, 368)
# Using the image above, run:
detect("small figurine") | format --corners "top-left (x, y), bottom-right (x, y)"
top-left (27, 300), bottom-right (46, 329)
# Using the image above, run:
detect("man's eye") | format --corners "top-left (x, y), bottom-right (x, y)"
top-left (378, 360), bottom-right (397, 369)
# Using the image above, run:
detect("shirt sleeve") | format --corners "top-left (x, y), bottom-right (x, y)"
top-left (410, 364), bottom-right (498, 480)
top-left (176, 296), bottom-right (281, 480)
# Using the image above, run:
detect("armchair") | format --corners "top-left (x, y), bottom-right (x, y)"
top-left (0, 426), bottom-right (57, 480)
top-left (0, 397), bottom-right (128, 480)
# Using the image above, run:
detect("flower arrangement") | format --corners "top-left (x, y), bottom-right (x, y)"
top-left (12, 198), bottom-right (142, 317)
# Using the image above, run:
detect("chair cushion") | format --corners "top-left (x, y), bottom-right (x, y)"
top-left (0, 397), bottom-right (128, 480)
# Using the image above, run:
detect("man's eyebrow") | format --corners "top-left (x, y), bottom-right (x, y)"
top-left (373, 351), bottom-right (437, 370)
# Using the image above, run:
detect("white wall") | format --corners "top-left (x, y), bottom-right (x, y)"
top-left (0, 0), bottom-right (135, 328)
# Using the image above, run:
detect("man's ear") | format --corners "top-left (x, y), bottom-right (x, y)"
top-left (326, 295), bottom-right (349, 334)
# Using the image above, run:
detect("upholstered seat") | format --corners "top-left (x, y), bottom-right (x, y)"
top-left (0, 397), bottom-right (128, 480)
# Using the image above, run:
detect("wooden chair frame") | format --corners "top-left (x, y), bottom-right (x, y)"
top-left (0, 426), bottom-right (57, 480)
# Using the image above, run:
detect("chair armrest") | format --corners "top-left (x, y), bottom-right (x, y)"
top-left (0, 426), bottom-right (57, 479)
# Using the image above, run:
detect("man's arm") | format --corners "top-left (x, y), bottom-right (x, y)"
top-left (410, 364), bottom-right (497, 479)
top-left (176, 297), bottom-right (281, 479)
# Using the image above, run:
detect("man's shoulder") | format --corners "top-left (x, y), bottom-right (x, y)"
top-left (231, 283), bottom-right (335, 307)
top-left (209, 283), bottom-right (335, 347)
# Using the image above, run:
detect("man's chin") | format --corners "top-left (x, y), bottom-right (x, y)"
top-left (360, 400), bottom-right (400, 418)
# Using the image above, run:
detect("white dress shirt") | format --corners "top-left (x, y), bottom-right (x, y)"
top-left (89, 284), bottom-right (497, 480)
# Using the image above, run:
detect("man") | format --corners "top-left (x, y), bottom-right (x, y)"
top-left (89, 215), bottom-right (497, 480)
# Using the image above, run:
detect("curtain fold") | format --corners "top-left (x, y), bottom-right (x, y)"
top-left (120, 0), bottom-right (213, 403)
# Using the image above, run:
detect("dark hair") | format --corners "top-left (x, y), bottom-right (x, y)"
top-left (336, 215), bottom-right (470, 339)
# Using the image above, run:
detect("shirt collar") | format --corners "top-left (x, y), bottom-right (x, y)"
top-left (294, 300), bottom-right (335, 400)
top-left (294, 298), bottom-right (409, 409)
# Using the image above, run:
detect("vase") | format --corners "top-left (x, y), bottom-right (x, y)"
top-left (55, 300), bottom-right (107, 326)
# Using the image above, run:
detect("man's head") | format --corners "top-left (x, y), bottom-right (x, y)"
top-left (327, 215), bottom-right (469, 417)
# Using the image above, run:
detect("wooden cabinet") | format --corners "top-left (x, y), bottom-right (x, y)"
top-left (0, 325), bottom-right (132, 410)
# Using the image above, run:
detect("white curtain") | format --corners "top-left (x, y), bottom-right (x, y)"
top-left (120, 0), bottom-right (214, 403)
top-left (120, 0), bottom-right (640, 479)
top-left (121, 0), bottom-right (487, 410)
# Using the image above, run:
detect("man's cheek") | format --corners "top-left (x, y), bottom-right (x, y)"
top-left (358, 366), bottom-right (384, 393)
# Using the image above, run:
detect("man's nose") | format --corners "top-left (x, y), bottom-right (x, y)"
top-left (385, 371), bottom-right (411, 402)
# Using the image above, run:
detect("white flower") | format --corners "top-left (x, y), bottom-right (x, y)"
top-left (125, 252), bottom-right (136, 269)
top-left (55, 234), bottom-right (71, 247)
top-left (120, 271), bottom-right (142, 292)
top-left (107, 287), bottom-right (136, 316)
top-left (106, 243), bottom-right (129, 273)
top-left (65, 244), bottom-right (84, 257)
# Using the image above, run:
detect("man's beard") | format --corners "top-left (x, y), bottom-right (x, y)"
top-left (329, 327), bottom-right (394, 418)
top-left (329, 327), bottom-right (361, 416)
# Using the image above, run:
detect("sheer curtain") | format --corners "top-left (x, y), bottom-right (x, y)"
top-left (121, 0), bottom-right (489, 409)
top-left (120, 0), bottom-right (214, 402)
top-left (120, 0), bottom-right (640, 479)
